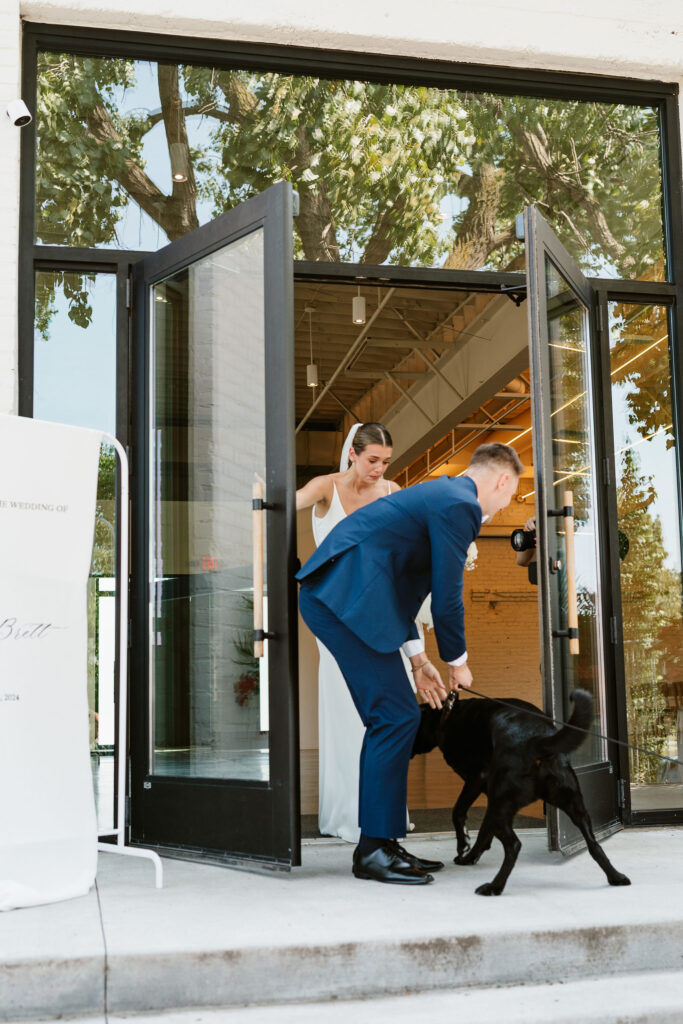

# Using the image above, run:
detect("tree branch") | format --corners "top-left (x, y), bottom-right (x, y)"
top-left (86, 103), bottom-right (174, 233)
top-left (158, 64), bottom-right (199, 237)
top-left (441, 163), bottom-right (505, 269)
top-left (361, 198), bottom-right (407, 265)
top-left (215, 75), bottom-right (340, 261)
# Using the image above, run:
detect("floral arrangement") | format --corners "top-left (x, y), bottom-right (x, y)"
top-left (465, 541), bottom-right (479, 571)
top-left (234, 672), bottom-right (259, 707)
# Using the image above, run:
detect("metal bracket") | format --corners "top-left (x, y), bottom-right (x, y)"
top-left (252, 498), bottom-right (276, 511)
top-left (552, 627), bottom-right (579, 640)
top-left (548, 504), bottom-right (574, 518)
top-left (500, 284), bottom-right (527, 307)
top-left (253, 628), bottom-right (276, 642)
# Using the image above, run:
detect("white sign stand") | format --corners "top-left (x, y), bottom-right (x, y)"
top-left (98, 434), bottom-right (163, 888)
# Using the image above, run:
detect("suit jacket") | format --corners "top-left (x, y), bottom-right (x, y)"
top-left (296, 475), bottom-right (482, 662)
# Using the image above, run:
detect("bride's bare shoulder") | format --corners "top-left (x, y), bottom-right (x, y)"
top-left (296, 473), bottom-right (335, 511)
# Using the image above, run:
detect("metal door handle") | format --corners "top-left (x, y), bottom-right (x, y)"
top-left (549, 489), bottom-right (579, 654)
top-left (252, 475), bottom-right (274, 658)
top-left (563, 489), bottom-right (579, 655)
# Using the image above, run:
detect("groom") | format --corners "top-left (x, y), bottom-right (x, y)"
top-left (297, 442), bottom-right (523, 884)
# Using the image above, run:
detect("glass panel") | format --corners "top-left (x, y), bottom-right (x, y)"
top-left (33, 269), bottom-right (118, 830)
top-left (150, 228), bottom-right (268, 781)
top-left (609, 303), bottom-right (683, 812)
top-left (36, 52), bottom-right (665, 281)
top-left (545, 258), bottom-right (605, 765)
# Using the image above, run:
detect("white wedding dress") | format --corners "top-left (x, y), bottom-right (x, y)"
top-left (313, 483), bottom-right (367, 842)
top-left (313, 481), bottom-right (416, 843)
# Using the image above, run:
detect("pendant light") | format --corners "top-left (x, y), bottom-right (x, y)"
top-left (170, 142), bottom-right (189, 183)
top-left (305, 306), bottom-right (319, 388)
top-left (352, 286), bottom-right (366, 325)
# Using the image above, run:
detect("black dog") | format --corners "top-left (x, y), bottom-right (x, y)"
top-left (412, 689), bottom-right (631, 896)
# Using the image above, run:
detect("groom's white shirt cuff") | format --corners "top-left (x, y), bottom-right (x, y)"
top-left (401, 639), bottom-right (468, 666)
top-left (448, 652), bottom-right (468, 666)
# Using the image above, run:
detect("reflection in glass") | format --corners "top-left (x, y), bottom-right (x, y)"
top-left (36, 52), bottom-right (665, 282)
top-left (609, 304), bottom-right (683, 811)
top-left (150, 228), bottom-right (269, 781)
top-left (33, 270), bottom-right (118, 830)
top-left (545, 258), bottom-right (605, 765)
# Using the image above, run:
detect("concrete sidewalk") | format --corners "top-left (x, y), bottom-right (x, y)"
top-left (2, 829), bottom-right (683, 1022)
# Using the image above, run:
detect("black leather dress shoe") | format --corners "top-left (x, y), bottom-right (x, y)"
top-left (352, 844), bottom-right (434, 885)
top-left (390, 841), bottom-right (445, 873)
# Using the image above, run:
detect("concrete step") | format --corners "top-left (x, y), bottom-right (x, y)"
top-left (2, 830), bottom-right (683, 1021)
top-left (11, 971), bottom-right (683, 1024)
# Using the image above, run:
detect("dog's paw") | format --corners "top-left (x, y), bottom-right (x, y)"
top-left (475, 882), bottom-right (502, 896)
top-left (454, 852), bottom-right (476, 866)
top-left (608, 872), bottom-right (631, 886)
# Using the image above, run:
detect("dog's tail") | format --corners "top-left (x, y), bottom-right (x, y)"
top-left (535, 689), bottom-right (593, 757)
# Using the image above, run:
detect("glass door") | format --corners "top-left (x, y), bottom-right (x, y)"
top-left (524, 206), bottom-right (620, 853)
top-left (131, 183), bottom-right (299, 868)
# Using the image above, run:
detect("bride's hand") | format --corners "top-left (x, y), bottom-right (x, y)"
top-left (412, 660), bottom-right (447, 710)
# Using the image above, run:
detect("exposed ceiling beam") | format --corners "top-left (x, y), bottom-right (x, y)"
top-left (385, 372), bottom-right (435, 425)
top-left (344, 369), bottom-right (428, 380)
top-left (296, 288), bottom-right (396, 433)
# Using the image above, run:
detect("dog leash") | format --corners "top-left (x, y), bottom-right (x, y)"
top-left (441, 686), bottom-right (683, 770)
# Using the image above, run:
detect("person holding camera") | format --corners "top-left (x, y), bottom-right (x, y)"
top-left (511, 516), bottom-right (537, 584)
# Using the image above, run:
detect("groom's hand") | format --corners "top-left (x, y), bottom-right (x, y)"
top-left (411, 659), bottom-right (448, 709)
top-left (449, 662), bottom-right (473, 692)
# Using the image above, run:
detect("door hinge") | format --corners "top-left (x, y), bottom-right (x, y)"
top-left (610, 615), bottom-right (619, 644)
top-left (596, 303), bottom-right (605, 334)
top-left (125, 278), bottom-right (131, 309)
top-left (292, 190), bottom-right (300, 217)
top-left (617, 778), bottom-right (626, 809)
top-left (603, 457), bottom-right (612, 486)
top-left (125, 795), bottom-right (131, 825)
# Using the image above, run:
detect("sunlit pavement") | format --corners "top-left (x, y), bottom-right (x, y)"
top-left (2, 829), bottom-right (683, 1023)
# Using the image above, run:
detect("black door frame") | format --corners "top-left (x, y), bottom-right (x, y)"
top-left (592, 283), bottom-right (682, 827)
top-left (525, 205), bottom-right (626, 850)
top-left (129, 182), bottom-right (300, 868)
top-left (17, 22), bottom-right (683, 839)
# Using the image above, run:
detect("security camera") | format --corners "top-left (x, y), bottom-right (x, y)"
top-left (6, 100), bottom-right (32, 127)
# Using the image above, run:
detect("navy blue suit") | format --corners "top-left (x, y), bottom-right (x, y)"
top-left (297, 475), bottom-right (481, 838)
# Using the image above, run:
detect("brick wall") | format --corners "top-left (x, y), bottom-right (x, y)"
top-left (410, 507), bottom-right (545, 819)
top-left (299, 495), bottom-right (546, 818)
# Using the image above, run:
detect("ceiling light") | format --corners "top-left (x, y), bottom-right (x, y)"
top-left (305, 306), bottom-right (319, 388)
top-left (352, 287), bottom-right (366, 325)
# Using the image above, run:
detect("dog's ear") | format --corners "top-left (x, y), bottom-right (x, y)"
top-left (410, 704), bottom-right (439, 756)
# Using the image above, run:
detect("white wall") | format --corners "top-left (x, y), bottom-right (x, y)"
top-left (0, 0), bottom-right (682, 412)
top-left (0, 0), bottom-right (21, 415)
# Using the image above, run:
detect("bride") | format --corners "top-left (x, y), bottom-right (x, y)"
top-left (296, 422), bottom-right (403, 842)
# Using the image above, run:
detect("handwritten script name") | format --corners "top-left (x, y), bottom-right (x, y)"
top-left (0, 618), bottom-right (63, 641)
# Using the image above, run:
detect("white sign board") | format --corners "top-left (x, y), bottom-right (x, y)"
top-left (0, 414), bottom-right (102, 911)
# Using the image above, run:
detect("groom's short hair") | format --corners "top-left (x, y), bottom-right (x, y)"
top-left (468, 443), bottom-right (524, 476)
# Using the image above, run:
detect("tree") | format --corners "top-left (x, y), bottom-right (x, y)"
top-left (616, 445), bottom-right (681, 782)
top-left (34, 53), bottom-right (665, 332)
top-left (90, 443), bottom-right (117, 577)
top-left (609, 303), bottom-right (673, 446)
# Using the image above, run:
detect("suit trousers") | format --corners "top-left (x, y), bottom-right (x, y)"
top-left (299, 587), bottom-right (420, 839)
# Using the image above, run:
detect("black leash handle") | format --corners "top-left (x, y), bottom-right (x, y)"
top-left (446, 686), bottom-right (683, 770)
